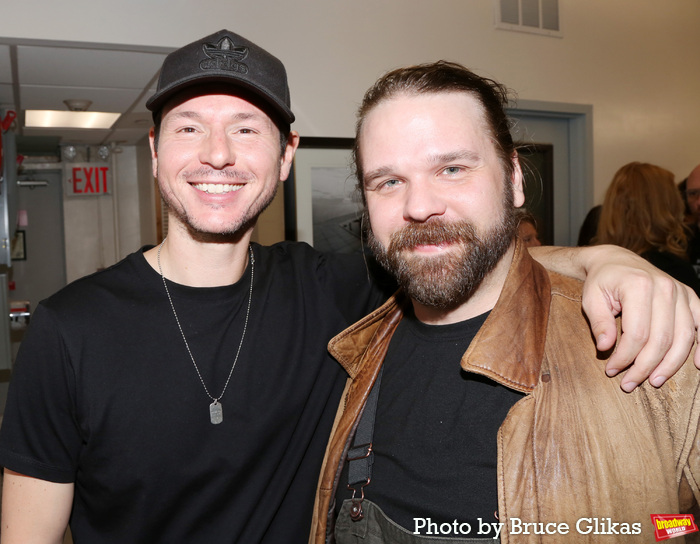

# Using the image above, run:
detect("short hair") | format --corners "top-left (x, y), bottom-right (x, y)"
top-left (595, 162), bottom-right (688, 258)
top-left (352, 61), bottom-right (516, 204)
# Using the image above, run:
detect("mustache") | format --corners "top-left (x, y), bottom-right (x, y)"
top-left (183, 167), bottom-right (254, 182)
top-left (388, 220), bottom-right (478, 253)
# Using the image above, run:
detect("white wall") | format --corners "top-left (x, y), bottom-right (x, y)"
top-left (63, 145), bottom-right (147, 282)
top-left (2, 0), bottom-right (699, 205)
top-left (136, 140), bottom-right (157, 248)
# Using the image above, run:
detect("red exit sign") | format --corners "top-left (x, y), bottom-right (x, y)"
top-left (64, 163), bottom-right (111, 195)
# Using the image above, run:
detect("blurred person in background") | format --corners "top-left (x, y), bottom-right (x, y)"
top-left (596, 161), bottom-right (700, 296)
top-left (683, 165), bottom-right (700, 226)
top-left (681, 164), bottom-right (700, 278)
top-left (577, 204), bottom-right (602, 246)
top-left (516, 210), bottom-right (542, 248)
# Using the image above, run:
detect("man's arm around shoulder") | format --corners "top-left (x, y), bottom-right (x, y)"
top-left (530, 244), bottom-right (700, 391)
top-left (1, 469), bottom-right (73, 544)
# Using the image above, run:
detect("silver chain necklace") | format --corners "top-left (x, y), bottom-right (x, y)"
top-left (157, 240), bottom-right (254, 424)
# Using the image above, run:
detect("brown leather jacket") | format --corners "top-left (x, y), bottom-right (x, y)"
top-left (310, 241), bottom-right (700, 543)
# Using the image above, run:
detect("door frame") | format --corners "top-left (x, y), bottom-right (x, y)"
top-left (507, 100), bottom-right (594, 246)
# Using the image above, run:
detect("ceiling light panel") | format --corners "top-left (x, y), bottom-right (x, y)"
top-left (25, 110), bottom-right (121, 129)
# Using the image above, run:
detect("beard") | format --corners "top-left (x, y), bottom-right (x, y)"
top-left (158, 166), bottom-right (279, 239)
top-left (366, 189), bottom-right (518, 310)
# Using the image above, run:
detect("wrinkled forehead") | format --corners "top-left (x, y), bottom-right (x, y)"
top-left (358, 91), bottom-right (495, 163)
top-left (158, 84), bottom-right (282, 127)
top-left (360, 90), bottom-right (491, 142)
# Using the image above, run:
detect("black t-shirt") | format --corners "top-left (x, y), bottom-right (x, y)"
top-left (642, 249), bottom-right (700, 296)
top-left (336, 309), bottom-right (524, 537)
top-left (685, 224), bottom-right (700, 280)
top-left (0, 242), bottom-right (385, 544)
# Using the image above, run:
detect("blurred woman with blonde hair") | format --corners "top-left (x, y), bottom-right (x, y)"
top-left (596, 161), bottom-right (700, 295)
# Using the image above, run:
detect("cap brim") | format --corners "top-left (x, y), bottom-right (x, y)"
top-left (146, 75), bottom-right (295, 124)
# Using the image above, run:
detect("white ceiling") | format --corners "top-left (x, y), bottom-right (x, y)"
top-left (0, 39), bottom-right (170, 146)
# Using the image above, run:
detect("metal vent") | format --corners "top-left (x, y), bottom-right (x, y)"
top-left (496, 0), bottom-right (561, 37)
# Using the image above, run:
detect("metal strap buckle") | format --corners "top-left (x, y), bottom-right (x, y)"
top-left (347, 479), bottom-right (371, 521)
top-left (347, 442), bottom-right (373, 461)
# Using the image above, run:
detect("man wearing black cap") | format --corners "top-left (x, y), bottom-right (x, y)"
top-left (0, 30), bottom-right (698, 544)
top-left (0, 29), bottom-right (380, 544)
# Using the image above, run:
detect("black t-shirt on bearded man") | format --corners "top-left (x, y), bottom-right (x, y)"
top-left (335, 309), bottom-right (524, 539)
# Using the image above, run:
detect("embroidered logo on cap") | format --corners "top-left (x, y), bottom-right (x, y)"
top-left (200, 36), bottom-right (249, 74)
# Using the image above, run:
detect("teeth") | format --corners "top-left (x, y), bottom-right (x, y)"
top-left (193, 183), bottom-right (243, 194)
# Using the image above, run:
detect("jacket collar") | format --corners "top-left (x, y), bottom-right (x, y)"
top-left (329, 239), bottom-right (551, 393)
top-left (461, 240), bottom-right (551, 393)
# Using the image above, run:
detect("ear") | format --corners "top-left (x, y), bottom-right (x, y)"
top-left (279, 131), bottom-right (300, 182)
top-left (511, 153), bottom-right (525, 208)
top-left (149, 126), bottom-right (158, 179)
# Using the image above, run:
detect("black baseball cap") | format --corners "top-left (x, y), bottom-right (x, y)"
top-left (146, 29), bottom-right (294, 124)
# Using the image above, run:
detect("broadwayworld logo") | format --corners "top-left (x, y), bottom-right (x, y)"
top-left (651, 514), bottom-right (698, 541)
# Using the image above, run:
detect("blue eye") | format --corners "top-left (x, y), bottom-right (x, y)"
top-left (444, 166), bottom-right (461, 175)
top-left (377, 179), bottom-right (403, 191)
top-left (366, 177), bottom-right (403, 192)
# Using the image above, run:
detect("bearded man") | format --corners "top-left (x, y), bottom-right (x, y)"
top-left (311, 62), bottom-right (700, 543)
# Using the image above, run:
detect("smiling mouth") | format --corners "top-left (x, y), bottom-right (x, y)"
top-left (191, 183), bottom-right (244, 194)
top-left (406, 242), bottom-right (456, 254)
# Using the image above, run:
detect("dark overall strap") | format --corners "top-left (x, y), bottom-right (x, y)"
top-left (346, 366), bottom-right (383, 521)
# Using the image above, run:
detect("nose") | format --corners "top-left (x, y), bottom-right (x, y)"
top-left (403, 179), bottom-right (447, 223)
top-left (200, 128), bottom-right (236, 169)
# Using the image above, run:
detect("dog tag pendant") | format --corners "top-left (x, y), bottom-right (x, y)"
top-left (210, 401), bottom-right (223, 424)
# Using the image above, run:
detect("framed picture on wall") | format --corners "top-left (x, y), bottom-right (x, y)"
top-left (285, 137), bottom-right (364, 254)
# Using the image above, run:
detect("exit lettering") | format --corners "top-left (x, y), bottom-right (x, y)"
top-left (72, 166), bottom-right (109, 194)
